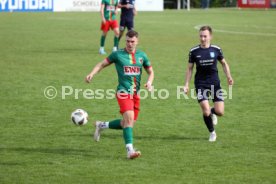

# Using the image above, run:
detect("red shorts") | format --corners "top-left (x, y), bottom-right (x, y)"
top-left (101, 20), bottom-right (119, 32)
top-left (116, 93), bottom-right (140, 121)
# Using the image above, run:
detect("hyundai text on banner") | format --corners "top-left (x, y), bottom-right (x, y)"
top-left (0, 0), bottom-right (54, 12)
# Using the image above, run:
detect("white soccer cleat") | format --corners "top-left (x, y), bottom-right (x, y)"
top-left (94, 121), bottom-right (104, 142)
top-left (211, 113), bottom-right (218, 126)
top-left (127, 151), bottom-right (141, 159)
top-left (99, 48), bottom-right (106, 55)
top-left (112, 47), bottom-right (117, 52)
top-left (209, 131), bottom-right (217, 142)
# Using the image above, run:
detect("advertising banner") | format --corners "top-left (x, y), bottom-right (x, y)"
top-left (0, 0), bottom-right (164, 12)
top-left (54, 0), bottom-right (101, 12)
top-left (238, 0), bottom-right (270, 8)
top-left (136, 0), bottom-right (163, 11)
top-left (0, 0), bottom-right (54, 12)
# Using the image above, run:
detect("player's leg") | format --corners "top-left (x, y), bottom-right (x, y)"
top-left (119, 28), bottom-right (125, 42)
top-left (122, 110), bottom-right (141, 159)
top-left (199, 100), bottom-right (217, 142)
top-left (213, 102), bottom-right (224, 116)
top-left (200, 100), bottom-right (213, 132)
top-left (93, 119), bottom-right (123, 142)
top-left (112, 20), bottom-right (120, 52)
top-left (126, 18), bottom-right (134, 31)
top-left (118, 18), bottom-right (126, 41)
top-left (113, 28), bottom-right (120, 52)
top-left (210, 85), bottom-right (225, 125)
top-left (210, 102), bottom-right (224, 125)
top-left (122, 93), bottom-right (141, 159)
top-left (93, 93), bottom-right (126, 142)
top-left (100, 21), bottom-right (109, 55)
top-left (197, 85), bottom-right (217, 142)
top-left (100, 31), bottom-right (108, 54)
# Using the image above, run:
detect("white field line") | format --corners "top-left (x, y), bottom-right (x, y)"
top-left (194, 25), bottom-right (276, 37)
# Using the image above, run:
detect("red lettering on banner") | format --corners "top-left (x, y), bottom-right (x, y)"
top-left (238, 0), bottom-right (270, 8)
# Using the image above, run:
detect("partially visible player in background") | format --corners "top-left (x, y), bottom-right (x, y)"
top-left (118, 0), bottom-right (137, 42)
top-left (183, 25), bottom-right (234, 142)
top-left (86, 30), bottom-right (154, 159)
top-left (99, 0), bottom-right (120, 55)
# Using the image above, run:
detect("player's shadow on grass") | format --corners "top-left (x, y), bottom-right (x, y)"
top-left (66, 132), bottom-right (206, 141)
top-left (103, 134), bottom-right (206, 141)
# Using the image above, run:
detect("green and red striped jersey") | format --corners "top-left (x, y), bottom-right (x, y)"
top-left (101, 0), bottom-right (118, 21)
top-left (107, 49), bottom-right (152, 94)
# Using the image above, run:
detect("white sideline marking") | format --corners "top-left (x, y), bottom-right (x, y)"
top-left (194, 25), bottom-right (276, 37)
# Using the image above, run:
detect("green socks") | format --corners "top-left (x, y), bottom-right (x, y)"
top-left (100, 35), bottom-right (118, 48)
top-left (108, 119), bottom-right (122, 129)
top-left (114, 36), bottom-right (119, 48)
top-left (100, 35), bottom-right (106, 47)
top-left (123, 127), bottom-right (133, 144)
top-left (107, 120), bottom-right (134, 146)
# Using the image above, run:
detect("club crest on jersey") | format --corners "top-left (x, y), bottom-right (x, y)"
top-left (210, 52), bottom-right (215, 58)
top-left (139, 58), bottom-right (143, 64)
top-left (124, 66), bottom-right (141, 75)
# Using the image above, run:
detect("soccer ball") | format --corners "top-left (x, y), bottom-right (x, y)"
top-left (71, 109), bottom-right (88, 126)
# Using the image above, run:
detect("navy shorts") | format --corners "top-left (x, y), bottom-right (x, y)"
top-left (120, 18), bottom-right (134, 31)
top-left (195, 84), bottom-right (224, 103)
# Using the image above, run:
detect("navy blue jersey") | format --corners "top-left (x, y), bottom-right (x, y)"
top-left (189, 45), bottom-right (224, 85)
top-left (120, 0), bottom-right (135, 19)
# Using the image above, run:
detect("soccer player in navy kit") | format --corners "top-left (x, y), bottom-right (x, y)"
top-left (183, 26), bottom-right (234, 142)
top-left (118, 0), bottom-right (137, 41)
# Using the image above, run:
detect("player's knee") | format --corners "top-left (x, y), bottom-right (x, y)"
top-left (216, 110), bottom-right (224, 116)
top-left (203, 110), bottom-right (211, 116)
top-left (123, 116), bottom-right (134, 126)
top-left (124, 119), bottom-right (134, 127)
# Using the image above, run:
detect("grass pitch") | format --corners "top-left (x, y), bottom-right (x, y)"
top-left (0, 9), bottom-right (276, 184)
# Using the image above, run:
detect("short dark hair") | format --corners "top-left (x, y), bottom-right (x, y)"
top-left (199, 26), bottom-right (212, 34)
top-left (126, 30), bottom-right (139, 38)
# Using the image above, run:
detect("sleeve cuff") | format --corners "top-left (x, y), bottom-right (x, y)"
top-left (106, 58), bottom-right (111, 63)
top-left (144, 65), bottom-right (152, 69)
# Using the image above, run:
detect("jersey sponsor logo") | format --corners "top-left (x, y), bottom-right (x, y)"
top-left (210, 52), bottom-right (215, 58)
top-left (106, 5), bottom-right (115, 11)
top-left (199, 59), bottom-right (214, 66)
top-left (124, 66), bottom-right (140, 75)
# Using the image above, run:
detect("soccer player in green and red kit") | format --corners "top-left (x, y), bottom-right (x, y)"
top-left (86, 30), bottom-right (154, 159)
top-left (99, 0), bottom-right (120, 55)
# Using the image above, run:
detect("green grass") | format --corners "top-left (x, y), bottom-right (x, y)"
top-left (1, 9), bottom-right (276, 183)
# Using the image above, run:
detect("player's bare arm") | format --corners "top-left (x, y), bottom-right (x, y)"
top-left (183, 63), bottom-right (194, 94)
top-left (133, 5), bottom-right (137, 15)
top-left (144, 67), bottom-right (154, 91)
top-left (100, 4), bottom-right (106, 23)
top-left (85, 59), bottom-right (111, 83)
top-left (219, 59), bottom-right (234, 85)
top-left (115, 4), bottom-right (118, 15)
